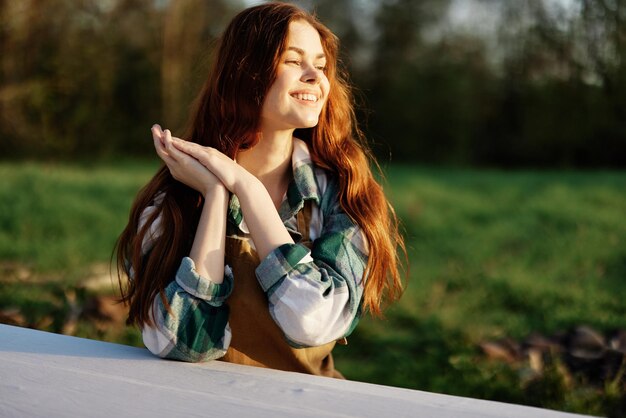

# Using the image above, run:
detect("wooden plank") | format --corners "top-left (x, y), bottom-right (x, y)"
top-left (0, 324), bottom-right (592, 418)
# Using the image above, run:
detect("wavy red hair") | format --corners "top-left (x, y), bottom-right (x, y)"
top-left (116, 2), bottom-right (405, 326)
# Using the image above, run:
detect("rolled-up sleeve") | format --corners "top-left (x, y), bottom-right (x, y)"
top-left (256, 181), bottom-right (368, 348)
top-left (142, 257), bottom-right (234, 363)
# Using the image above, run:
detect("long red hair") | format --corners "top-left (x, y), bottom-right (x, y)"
top-left (116, 2), bottom-right (405, 326)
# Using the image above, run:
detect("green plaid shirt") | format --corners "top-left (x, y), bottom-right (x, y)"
top-left (141, 139), bottom-right (368, 362)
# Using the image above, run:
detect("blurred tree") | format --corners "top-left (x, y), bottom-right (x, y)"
top-left (0, 0), bottom-right (163, 158)
top-left (365, 0), bottom-right (423, 161)
top-left (162, 0), bottom-right (238, 132)
top-left (365, 0), bottom-right (488, 164)
top-left (0, 0), bottom-right (238, 159)
top-left (303, 0), bottom-right (367, 68)
top-left (0, 0), bottom-right (624, 167)
top-left (578, 0), bottom-right (626, 165)
top-left (484, 0), bottom-right (626, 167)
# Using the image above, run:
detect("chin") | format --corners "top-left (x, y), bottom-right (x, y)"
top-left (299, 116), bottom-right (320, 128)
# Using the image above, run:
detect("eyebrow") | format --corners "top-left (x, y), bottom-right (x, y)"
top-left (286, 46), bottom-right (326, 60)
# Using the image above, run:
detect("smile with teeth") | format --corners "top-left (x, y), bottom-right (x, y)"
top-left (291, 93), bottom-right (319, 102)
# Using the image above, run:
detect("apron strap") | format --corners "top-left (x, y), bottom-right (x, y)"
top-left (296, 200), bottom-right (313, 243)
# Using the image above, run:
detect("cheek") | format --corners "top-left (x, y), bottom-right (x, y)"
top-left (264, 84), bottom-right (285, 110)
top-left (322, 78), bottom-right (331, 104)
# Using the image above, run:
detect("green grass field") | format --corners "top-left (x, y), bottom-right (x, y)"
top-left (1, 161), bottom-right (625, 416)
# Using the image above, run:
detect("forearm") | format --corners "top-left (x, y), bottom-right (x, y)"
top-left (236, 175), bottom-right (294, 260)
top-left (189, 185), bottom-right (229, 283)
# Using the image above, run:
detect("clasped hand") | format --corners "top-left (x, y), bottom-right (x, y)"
top-left (151, 124), bottom-right (245, 197)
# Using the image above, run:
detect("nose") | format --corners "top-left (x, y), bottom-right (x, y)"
top-left (301, 63), bottom-right (321, 84)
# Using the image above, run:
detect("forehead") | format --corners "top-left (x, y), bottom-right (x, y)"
top-left (285, 20), bottom-right (324, 55)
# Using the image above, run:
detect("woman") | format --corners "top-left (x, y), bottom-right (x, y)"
top-left (116, 2), bottom-right (404, 378)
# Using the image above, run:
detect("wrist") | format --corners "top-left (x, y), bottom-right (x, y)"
top-left (234, 172), bottom-right (263, 199)
top-left (203, 182), bottom-right (229, 200)
top-left (232, 167), bottom-right (260, 196)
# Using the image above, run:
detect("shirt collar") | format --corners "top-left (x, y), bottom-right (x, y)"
top-left (228, 138), bottom-right (321, 233)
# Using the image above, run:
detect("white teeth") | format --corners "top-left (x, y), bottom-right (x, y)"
top-left (292, 93), bottom-right (318, 102)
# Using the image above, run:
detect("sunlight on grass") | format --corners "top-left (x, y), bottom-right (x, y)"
top-left (1, 161), bottom-right (625, 416)
top-left (342, 165), bottom-right (626, 415)
top-left (0, 161), bottom-right (159, 277)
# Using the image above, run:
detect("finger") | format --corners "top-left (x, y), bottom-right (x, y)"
top-left (151, 125), bottom-right (170, 159)
top-left (153, 137), bottom-right (181, 167)
top-left (150, 123), bottom-right (163, 141)
top-left (172, 140), bottom-right (214, 170)
top-left (164, 130), bottom-right (192, 156)
top-left (171, 138), bottom-right (211, 163)
top-left (164, 129), bottom-right (199, 163)
top-left (154, 140), bottom-right (174, 164)
top-left (170, 136), bottom-right (200, 150)
top-left (164, 129), bottom-right (180, 155)
top-left (152, 130), bottom-right (172, 160)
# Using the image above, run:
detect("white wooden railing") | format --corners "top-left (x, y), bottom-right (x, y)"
top-left (0, 324), bottom-right (593, 417)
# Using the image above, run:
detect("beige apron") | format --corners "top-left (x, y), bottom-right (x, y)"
top-left (220, 201), bottom-right (345, 378)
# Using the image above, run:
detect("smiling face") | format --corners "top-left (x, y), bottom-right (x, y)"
top-left (260, 20), bottom-right (330, 133)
